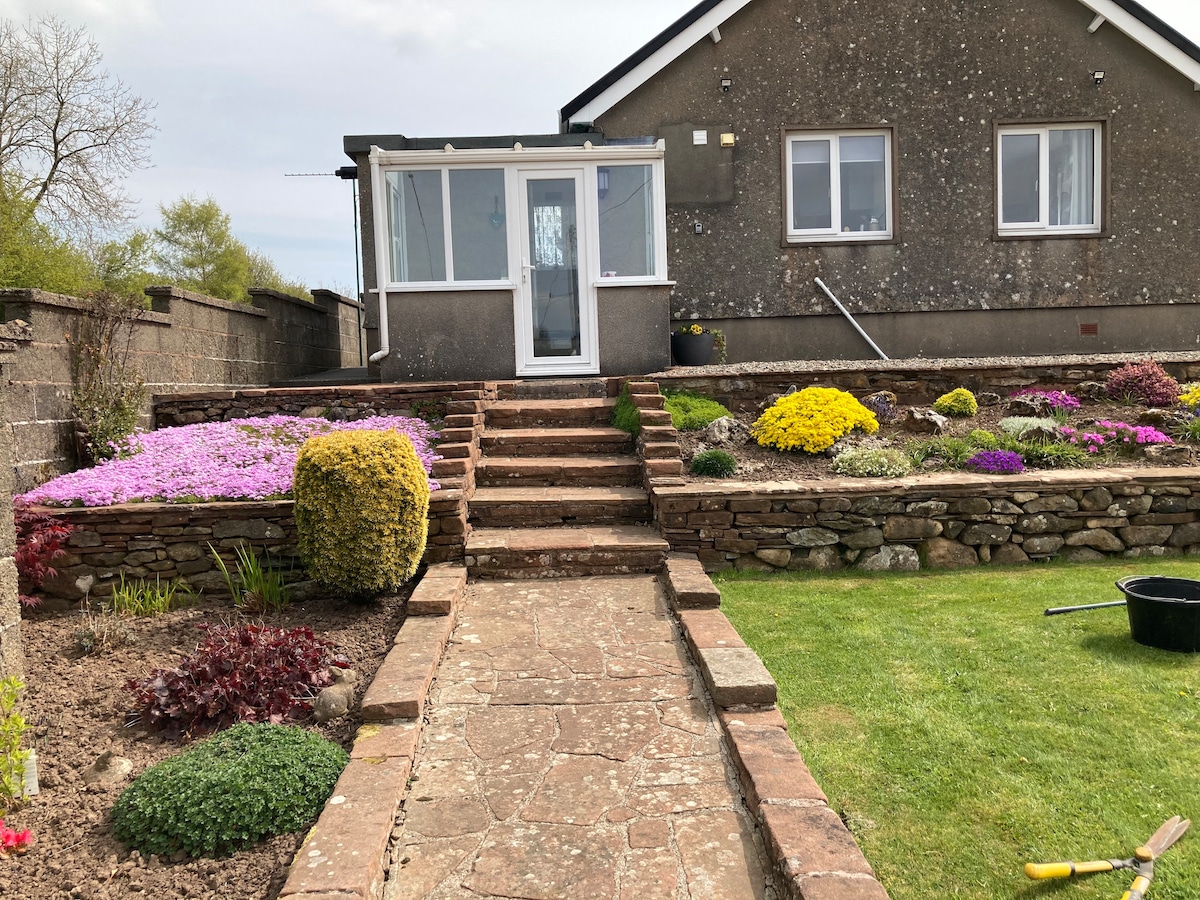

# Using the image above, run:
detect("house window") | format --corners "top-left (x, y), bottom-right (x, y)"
top-left (385, 168), bottom-right (508, 283)
top-left (997, 123), bottom-right (1102, 236)
top-left (598, 164), bottom-right (655, 277)
top-left (785, 130), bottom-right (893, 242)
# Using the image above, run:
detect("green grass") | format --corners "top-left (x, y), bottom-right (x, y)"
top-left (715, 559), bottom-right (1200, 900)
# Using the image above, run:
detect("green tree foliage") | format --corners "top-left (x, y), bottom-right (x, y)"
top-left (0, 190), bottom-right (93, 293)
top-left (93, 230), bottom-right (156, 297)
top-left (153, 196), bottom-right (250, 301)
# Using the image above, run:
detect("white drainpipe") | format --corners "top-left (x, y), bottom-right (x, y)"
top-left (815, 277), bottom-right (889, 360)
top-left (367, 146), bottom-right (392, 364)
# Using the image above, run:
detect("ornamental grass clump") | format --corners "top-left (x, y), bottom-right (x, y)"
top-left (111, 723), bottom-right (347, 858)
top-left (831, 447), bottom-right (913, 478)
top-left (689, 449), bottom-right (737, 478)
top-left (1105, 359), bottom-right (1180, 407)
top-left (751, 387), bottom-right (878, 454)
top-left (664, 390), bottom-right (731, 431)
top-left (295, 430), bottom-right (430, 597)
top-left (932, 388), bottom-right (978, 418)
top-left (965, 450), bottom-right (1025, 474)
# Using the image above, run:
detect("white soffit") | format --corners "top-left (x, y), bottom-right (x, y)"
top-left (567, 0), bottom-right (755, 126)
top-left (1077, 0), bottom-right (1200, 85)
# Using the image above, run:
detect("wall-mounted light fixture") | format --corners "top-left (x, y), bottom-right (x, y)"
top-left (720, 77), bottom-right (733, 92)
top-left (597, 168), bottom-right (610, 200)
top-left (1092, 70), bottom-right (1106, 85)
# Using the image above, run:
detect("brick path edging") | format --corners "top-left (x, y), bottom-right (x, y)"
top-left (278, 564), bottom-right (466, 900)
top-left (660, 555), bottom-right (892, 900)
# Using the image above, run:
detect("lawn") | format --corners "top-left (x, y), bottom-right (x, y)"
top-left (716, 559), bottom-right (1200, 900)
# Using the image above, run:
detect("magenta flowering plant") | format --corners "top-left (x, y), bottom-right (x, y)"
top-left (1060, 420), bottom-right (1172, 455)
top-left (0, 820), bottom-right (31, 857)
top-left (965, 450), bottom-right (1025, 474)
top-left (1011, 388), bottom-right (1080, 420)
top-left (19, 415), bottom-right (441, 508)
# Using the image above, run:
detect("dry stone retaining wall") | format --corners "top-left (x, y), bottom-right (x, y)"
top-left (653, 468), bottom-right (1200, 573)
top-left (0, 363), bottom-right (21, 678)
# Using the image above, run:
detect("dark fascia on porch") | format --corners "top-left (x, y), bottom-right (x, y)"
top-left (342, 132), bottom-right (610, 158)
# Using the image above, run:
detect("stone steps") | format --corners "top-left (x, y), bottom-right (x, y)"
top-left (476, 455), bottom-right (641, 488)
top-left (468, 486), bottom-right (652, 528)
top-left (485, 398), bottom-right (616, 429)
top-left (465, 525), bottom-right (668, 578)
top-left (479, 426), bottom-right (633, 457)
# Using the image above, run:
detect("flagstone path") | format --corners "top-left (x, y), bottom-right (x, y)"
top-left (383, 575), bottom-right (774, 900)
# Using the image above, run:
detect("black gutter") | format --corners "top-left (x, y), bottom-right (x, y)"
top-left (1109, 0), bottom-right (1200, 64)
top-left (559, 0), bottom-right (728, 127)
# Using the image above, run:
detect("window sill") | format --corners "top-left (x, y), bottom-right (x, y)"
top-left (993, 230), bottom-right (1108, 241)
top-left (373, 281), bottom-right (516, 293)
top-left (782, 234), bottom-right (899, 248)
top-left (596, 278), bottom-right (675, 288)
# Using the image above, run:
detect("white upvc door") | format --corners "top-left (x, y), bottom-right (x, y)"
top-left (514, 168), bottom-right (599, 375)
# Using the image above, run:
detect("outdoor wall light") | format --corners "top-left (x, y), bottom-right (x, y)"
top-left (1092, 70), bottom-right (1106, 85)
top-left (597, 167), bottom-right (610, 199)
top-left (720, 77), bottom-right (733, 92)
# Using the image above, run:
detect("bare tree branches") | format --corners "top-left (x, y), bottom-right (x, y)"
top-left (0, 15), bottom-right (155, 231)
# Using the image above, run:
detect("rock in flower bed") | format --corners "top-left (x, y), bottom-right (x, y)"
top-left (18, 415), bottom-right (440, 507)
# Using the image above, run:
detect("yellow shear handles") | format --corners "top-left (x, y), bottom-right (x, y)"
top-left (1120, 873), bottom-right (1153, 900)
top-left (1025, 859), bottom-right (1116, 879)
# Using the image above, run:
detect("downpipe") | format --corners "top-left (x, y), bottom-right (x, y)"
top-left (368, 145), bottom-right (392, 364)
top-left (814, 278), bottom-right (889, 360)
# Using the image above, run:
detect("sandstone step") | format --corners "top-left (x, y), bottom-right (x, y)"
top-left (477, 455), bottom-right (641, 488)
top-left (486, 398), bottom-right (616, 429)
top-left (465, 525), bottom-right (669, 578)
top-left (469, 486), bottom-right (652, 527)
top-left (480, 426), bottom-right (633, 456)
top-left (498, 378), bottom-right (610, 400)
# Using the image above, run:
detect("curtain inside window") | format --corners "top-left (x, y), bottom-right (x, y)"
top-left (1049, 129), bottom-right (1094, 227)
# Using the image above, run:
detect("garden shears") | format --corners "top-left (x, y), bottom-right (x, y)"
top-left (1024, 815), bottom-right (1190, 899)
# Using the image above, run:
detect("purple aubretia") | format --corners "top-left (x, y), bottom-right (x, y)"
top-left (965, 450), bottom-right (1025, 474)
top-left (1011, 389), bottom-right (1080, 416)
top-left (19, 416), bottom-right (441, 507)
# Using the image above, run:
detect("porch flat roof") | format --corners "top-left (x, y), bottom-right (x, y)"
top-left (343, 132), bottom-right (605, 159)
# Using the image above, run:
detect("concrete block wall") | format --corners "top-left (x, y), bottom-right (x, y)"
top-left (0, 359), bottom-right (22, 678)
top-left (0, 287), bottom-right (365, 491)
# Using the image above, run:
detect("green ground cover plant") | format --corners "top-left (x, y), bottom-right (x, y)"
top-left (716, 560), bottom-right (1200, 900)
top-left (689, 449), bottom-right (737, 477)
top-left (663, 390), bottom-right (731, 431)
top-left (611, 383), bottom-right (643, 435)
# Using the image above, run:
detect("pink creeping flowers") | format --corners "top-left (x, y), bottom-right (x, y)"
top-left (1060, 420), bottom-right (1172, 455)
top-left (19, 416), bottom-right (441, 508)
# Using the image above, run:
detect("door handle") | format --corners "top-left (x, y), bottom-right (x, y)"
top-left (521, 260), bottom-right (535, 284)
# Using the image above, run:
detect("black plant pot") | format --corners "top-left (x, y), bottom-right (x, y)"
top-left (671, 332), bottom-right (715, 366)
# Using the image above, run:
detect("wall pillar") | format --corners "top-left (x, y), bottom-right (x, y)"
top-left (0, 360), bottom-right (23, 678)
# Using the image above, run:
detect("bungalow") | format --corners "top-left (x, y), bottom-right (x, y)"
top-left (345, 0), bottom-right (1200, 381)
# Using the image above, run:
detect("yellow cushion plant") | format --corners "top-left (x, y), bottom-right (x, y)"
top-left (1179, 383), bottom-right (1200, 409)
top-left (751, 386), bottom-right (879, 453)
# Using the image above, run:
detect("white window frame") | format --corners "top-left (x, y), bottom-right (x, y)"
top-left (996, 122), bottom-right (1103, 238)
top-left (784, 128), bottom-right (894, 244)
top-left (368, 144), bottom-right (668, 293)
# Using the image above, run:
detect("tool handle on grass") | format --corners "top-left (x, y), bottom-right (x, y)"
top-left (1120, 873), bottom-right (1152, 900)
top-left (1025, 859), bottom-right (1115, 879)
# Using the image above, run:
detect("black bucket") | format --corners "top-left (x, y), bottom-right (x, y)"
top-left (1115, 576), bottom-right (1200, 653)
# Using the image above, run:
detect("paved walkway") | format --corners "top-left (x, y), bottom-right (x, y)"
top-left (384, 575), bottom-right (774, 900)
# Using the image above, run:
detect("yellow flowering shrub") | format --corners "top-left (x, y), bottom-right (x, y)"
top-left (1179, 383), bottom-right (1200, 409)
top-left (751, 387), bottom-right (879, 453)
top-left (933, 387), bottom-right (978, 418)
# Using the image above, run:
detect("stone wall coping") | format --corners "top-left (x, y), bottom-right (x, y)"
top-left (0, 287), bottom-right (173, 326)
top-left (653, 467), bottom-right (1194, 501)
top-left (311, 288), bottom-right (365, 312)
top-left (154, 381), bottom-right (465, 405)
top-left (649, 350), bottom-right (1200, 381)
top-left (144, 285), bottom-right (269, 318)
top-left (247, 287), bottom-right (321, 312)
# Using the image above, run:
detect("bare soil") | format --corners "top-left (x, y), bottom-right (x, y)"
top-left (6, 589), bottom-right (408, 900)
top-left (678, 397), bottom-right (1194, 482)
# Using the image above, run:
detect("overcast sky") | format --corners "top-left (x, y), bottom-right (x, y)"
top-left (2, 0), bottom-right (1198, 296)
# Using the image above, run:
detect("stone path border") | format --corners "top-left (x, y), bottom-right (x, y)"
top-left (660, 554), bottom-right (890, 900)
top-left (278, 556), bottom-right (890, 900)
top-left (278, 563), bottom-right (467, 900)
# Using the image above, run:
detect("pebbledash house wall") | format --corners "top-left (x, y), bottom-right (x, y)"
top-left (590, 0), bottom-right (1200, 361)
top-left (0, 286), bottom-right (365, 492)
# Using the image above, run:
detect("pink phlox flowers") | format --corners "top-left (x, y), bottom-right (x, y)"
top-left (1060, 420), bottom-right (1171, 455)
top-left (19, 416), bottom-right (442, 508)
top-left (1011, 388), bottom-right (1081, 412)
